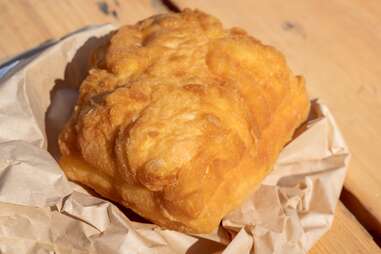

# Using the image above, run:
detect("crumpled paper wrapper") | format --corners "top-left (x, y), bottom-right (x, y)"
top-left (0, 24), bottom-right (350, 254)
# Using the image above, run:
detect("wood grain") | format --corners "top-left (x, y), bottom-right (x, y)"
top-left (310, 203), bottom-right (380, 254)
top-left (0, 0), bottom-right (168, 61)
top-left (173, 0), bottom-right (381, 241)
top-left (0, 0), bottom-right (380, 253)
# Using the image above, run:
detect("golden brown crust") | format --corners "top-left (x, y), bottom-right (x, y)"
top-left (58, 9), bottom-right (310, 233)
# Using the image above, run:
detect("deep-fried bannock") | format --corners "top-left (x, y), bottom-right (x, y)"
top-left (59, 9), bottom-right (309, 233)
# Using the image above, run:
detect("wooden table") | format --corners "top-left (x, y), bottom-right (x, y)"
top-left (0, 0), bottom-right (380, 253)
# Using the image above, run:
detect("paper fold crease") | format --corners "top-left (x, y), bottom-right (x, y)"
top-left (0, 25), bottom-right (349, 254)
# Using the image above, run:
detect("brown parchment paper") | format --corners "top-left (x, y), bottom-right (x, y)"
top-left (0, 25), bottom-right (350, 254)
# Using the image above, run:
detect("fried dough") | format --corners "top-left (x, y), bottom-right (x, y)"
top-left (58, 9), bottom-right (309, 233)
